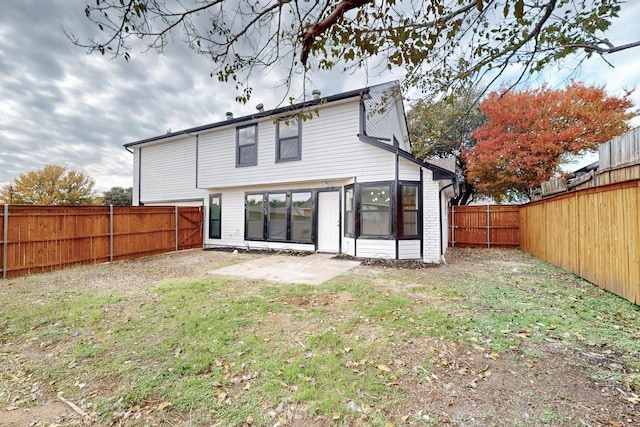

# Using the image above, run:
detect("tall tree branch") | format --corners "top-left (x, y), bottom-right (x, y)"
top-left (300, 0), bottom-right (373, 65)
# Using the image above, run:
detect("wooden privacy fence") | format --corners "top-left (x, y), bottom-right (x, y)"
top-left (1, 205), bottom-right (203, 279)
top-left (520, 179), bottom-right (640, 305)
top-left (449, 205), bottom-right (520, 248)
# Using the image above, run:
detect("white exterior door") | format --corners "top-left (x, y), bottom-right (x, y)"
top-left (317, 191), bottom-right (340, 253)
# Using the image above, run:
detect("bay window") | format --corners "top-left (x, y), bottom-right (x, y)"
top-left (399, 184), bottom-right (419, 238)
top-left (360, 184), bottom-right (392, 236)
top-left (344, 186), bottom-right (354, 237)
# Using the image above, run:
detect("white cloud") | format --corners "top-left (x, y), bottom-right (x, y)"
top-left (0, 0), bottom-right (638, 193)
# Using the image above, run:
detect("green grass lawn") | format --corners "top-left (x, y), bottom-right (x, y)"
top-left (1, 249), bottom-right (639, 426)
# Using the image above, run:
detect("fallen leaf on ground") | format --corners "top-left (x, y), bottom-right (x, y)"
top-left (157, 401), bottom-right (171, 411)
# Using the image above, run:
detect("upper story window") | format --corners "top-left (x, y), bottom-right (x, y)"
top-left (276, 118), bottom-right (301, 162)
top-left (237, 124), bottom-right (257, 167)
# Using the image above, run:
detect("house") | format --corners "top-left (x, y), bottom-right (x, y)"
top-left (124, 82), bottom-right (457, 263)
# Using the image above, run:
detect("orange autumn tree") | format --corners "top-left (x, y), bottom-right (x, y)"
top-left (463, 83), bottom-right (636, 202)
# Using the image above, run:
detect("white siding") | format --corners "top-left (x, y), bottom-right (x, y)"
top-left (398, 240), bottom-right (421, 259)
top-left (398, 157), bottom-right (420, 181)
top-left (234, 241), bottom-right (315, 252)
top-left (342, 237), bottom-right (356, 256)
top-left (356, 239), bottom-right (395, 259)
top-left (197, 101), bottom-right (395, 189)
top-left (363, 84), bottom-right (409, 150)
top-left (210, 189), bottom-right (245, 247)
top-left (422, 170), bottom-right (442, 263)
top-left (139, 138), bottom-right (205, 203)
top-left (204, 180), bottom-right (347, 248)
top-left (145, 200), bottom-right (203, 207)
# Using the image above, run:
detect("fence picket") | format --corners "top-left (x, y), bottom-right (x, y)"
top-left (0, 205), bottom-right (203, 279)
top-left (448, 205), bottom-right (520, 248)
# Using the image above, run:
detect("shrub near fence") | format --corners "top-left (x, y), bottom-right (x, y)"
top-left (1, 205), bottom-right (203, 279)
top-left (520, 179), bottom-right (640, 305)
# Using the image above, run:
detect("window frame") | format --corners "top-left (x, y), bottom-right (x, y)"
top-left (236, 123), bottom-right (258, 167)
top-left (244, 189), bottom-right (314, 244)
top-left (344, 184), bottom-right (355, 237)
top-left (290, 191), bottom-right (313, 243)
top-left (275, 117), bottom-right (301, 163)
top-left (245, 193), bottom-right (265, 240)
top-left (209, 193), bottom-right (222, 239)
top-left (267, 193), bottom-right (288, 241)
top-left (358, 181), bottom-right (395, 239)
top-left (398, 182), bottom-right (421, 239)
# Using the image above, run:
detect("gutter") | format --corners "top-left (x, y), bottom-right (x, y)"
top-left (125, 86), bottom-right (374, 149)
top-left (358, 134), bottom-right (456, 180)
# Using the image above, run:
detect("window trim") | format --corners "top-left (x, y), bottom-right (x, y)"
top-left (398, 182), bottom-right (421, 239)
top-left (209, 193), bottom-right (222, 239)
top-left (275, 117), bottom-right (301, 163)
top-left (245, 192), bottom-right (266, 240)
top-left (236, 123), bottom-right (258, 167)
top-left (357, 181), bottom-right (395, 239)
top-left (267, 192), bottom-right (288, 241)
top-left (290, 191), bottom-right (313, 243)
top-left (244, 189), bottom-right (314, 244)
top-left (344, 184), bottom-right (355, 238)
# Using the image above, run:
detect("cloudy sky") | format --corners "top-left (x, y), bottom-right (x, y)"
top-left (1, 1), bottom-right (639, 192)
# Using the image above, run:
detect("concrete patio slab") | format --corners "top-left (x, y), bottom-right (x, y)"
top-left (209, 253), bottom-right (361, 285)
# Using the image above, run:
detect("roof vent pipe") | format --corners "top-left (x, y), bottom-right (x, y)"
top-left (256, 103), bottom-right (264, 112)
top-left (226, 112), bottom-right (233, 120)
top-left (312, 89), bottom-right (321, 100)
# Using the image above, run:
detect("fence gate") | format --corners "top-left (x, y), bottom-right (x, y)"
top-left (449, 205), bottom-right (520, 248)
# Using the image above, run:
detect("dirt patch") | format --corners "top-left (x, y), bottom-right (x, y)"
top-left (1, 249), bottom-right (257, 295)
top-left (282, 291), bottom-right (353, 308)
top-left (389, 338), bottom-right (637, 426)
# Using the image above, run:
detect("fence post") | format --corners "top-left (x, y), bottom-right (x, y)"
top-left (175, 205), bottom-right (179, 252)
top-left (109, 204), bottom-right (114, 262)
top-left (486, 205), bottom-right (491, 248)
top-left (2, 204), bottom-right (8, 279)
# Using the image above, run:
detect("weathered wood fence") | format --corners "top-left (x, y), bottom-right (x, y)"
top-left (448, 205), bottom-right (520, 248)
top-left (520, 179), bottom-right (640, 305)
top-left (1, 205), bottom-right (203, 279)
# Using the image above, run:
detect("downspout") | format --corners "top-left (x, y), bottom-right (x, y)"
top-left (439, 182), bottom-right (454, 264)
top-left (419, 168), bottom-right (424, 260)
top-left (195, 134), bottom-right (199, 189)
top-left (395, 148), bottom-right (399, 260)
